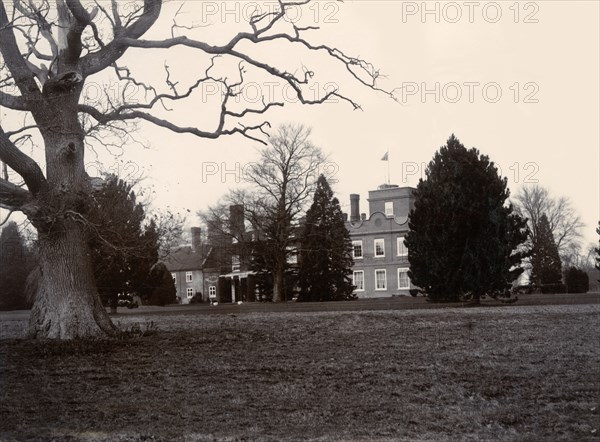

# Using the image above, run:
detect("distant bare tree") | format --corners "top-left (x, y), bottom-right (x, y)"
top-left (561, 241), bottom-right (599, 271)
top-left (243, 124), bottom-right (324, 302)
top-left (515, 185), bottom-right (584, 262)
top-left (199, 124), bottom-right (324, 302)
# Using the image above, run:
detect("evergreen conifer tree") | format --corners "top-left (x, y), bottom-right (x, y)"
top-left (87, 175), bottom-right (158, 310)
top-left (404, 135), bottom-right (530, 303)
top-left (530, 213), bottom-right (563, 285)
top-left (297, 175), bottom-right (355, 301)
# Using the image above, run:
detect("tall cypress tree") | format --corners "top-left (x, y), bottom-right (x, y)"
top-left (297, 175), bottom-right (355, 301)
top-left (530, 213), bottom-right (562, 285)
top-left (405, 135), bottom-right (530, 303)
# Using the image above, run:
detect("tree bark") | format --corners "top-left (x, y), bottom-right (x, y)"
top-left (25, 87), bottom-right (118, 339)
top-left (29, 222), bottom-right (117, 339)
top-left (272, 261), bottom-right (285, 303)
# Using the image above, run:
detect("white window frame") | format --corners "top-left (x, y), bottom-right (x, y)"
top-left (353, 271), bottom-right (365, 291)
top-left (397, 236), bottom-right (408, 257)
top-left (232, 255), bottom-right (241, 271)
top-left (385, 201), bottom-right (394, 217)
top-left (375, 269), bottom-right (387, 291)
top-left (186, 271), bottom-right (193, 282)
top-left (286, 246), bottom-right (298, 264)
top-left (186, 287), bottom-right (194, 298)
top-left (398, 267), bottom-right (410, 290)
top-left (352, 240), bottom-right (363, 259)
top-left (374, 239), bottom-right (385, 258)
top-left (208, 286), bottom-right (217, 298)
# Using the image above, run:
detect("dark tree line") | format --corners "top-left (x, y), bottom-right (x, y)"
top-left (0, 222), bottom-right (35, 310)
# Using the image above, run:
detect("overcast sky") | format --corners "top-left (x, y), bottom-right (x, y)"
top-left (2, 1), bottom-right (599, 248)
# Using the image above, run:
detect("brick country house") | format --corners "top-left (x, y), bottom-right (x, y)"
top-left (345, 184), bottom-right (417, 298)
top-left (167, 185), bottom-right (416, 303)
top-left (164, 205), bottom-right (269, 304)
top-left (164, 227), bottom-right (222, 304)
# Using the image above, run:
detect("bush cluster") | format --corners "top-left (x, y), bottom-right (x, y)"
top-left (564, 267), bottom-right (589, 293)
top-left (540, 283), bottom-right (567, 294)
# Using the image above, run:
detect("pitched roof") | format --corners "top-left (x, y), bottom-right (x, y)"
top-left (163, 246), bottom-right (204, 272)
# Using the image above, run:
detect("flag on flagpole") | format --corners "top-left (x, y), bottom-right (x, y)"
top-left (381, 151), bottom-right (389, 161)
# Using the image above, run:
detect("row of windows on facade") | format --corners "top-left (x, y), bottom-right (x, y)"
top-left (222, 249), bottom-right (298, 273)
top-left (171, 272), bottom-right (217, 298)
top-left (352, 236), bottom-right (408, 259)
top-left (172, 270), bottom-right (409, 296)
top-left (352, 268), bottom-right (411, 291)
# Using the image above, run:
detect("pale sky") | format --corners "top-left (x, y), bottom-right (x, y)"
top-left (2, 1), bottom-right (599, 248)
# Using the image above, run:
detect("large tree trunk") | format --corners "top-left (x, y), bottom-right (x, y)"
top-left (26, 87), bottom-right (117, 339)
top-left (272, 261), bottom-right (285, 303)
top-left (28, 222), bottom-right (117, 339)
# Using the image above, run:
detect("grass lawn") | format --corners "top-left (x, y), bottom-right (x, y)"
top-left (0, 303), bottom-right (599, 441)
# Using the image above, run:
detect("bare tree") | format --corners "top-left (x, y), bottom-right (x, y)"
top-left (199, 124), bottom-right (324, 302)
top-left (197, 191), bottom-right (252, 273)
top-left (514, 184), bottom-right (584, 263)
top-left (0, 1), bottom-right (388, 338)
top-left (243, 124), bottom-right (324, 302)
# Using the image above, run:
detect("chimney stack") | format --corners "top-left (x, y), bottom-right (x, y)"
top-left (191, 227), bottom-right (202, 254)
top-left (229, 204), bottom-right (245, 239)
top-left (350, 194), bottom-right (360, 222)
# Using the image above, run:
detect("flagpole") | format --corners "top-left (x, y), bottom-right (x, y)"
top-left (381, 150), bottom-right (391, 185)
top-left (387, 150), bottom-right (390, 184)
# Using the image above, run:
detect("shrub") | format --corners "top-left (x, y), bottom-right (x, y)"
top-left (540, 283), bottom-right (567, 294)
top-left (117, 293), bottom-right (138, 309)
top-left (146, 264), bottom-right (177, 306)
top-left (512, 285), bottom-right (535, 295)
top-left (189, 293), bottom-right (204, 304)
top-left (564, 267), bottom-right (589, 293)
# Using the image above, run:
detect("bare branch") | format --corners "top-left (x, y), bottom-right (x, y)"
top-left (0, 208), bottom-right (15, 226)
top-left (0, 176), bottom-right (32, 210)
top-left (514, 184), bottom-right (585, 260)
top-left (0, 90), bottom-right (28, 111)
top-left (0, 126), bottom-right (48, 195)
top-left (60, 0), bottom-right (99, 63)
top-left (79, 0), bottom-right (162, 76)
top-left (0, 1), bottom-right (43, 103)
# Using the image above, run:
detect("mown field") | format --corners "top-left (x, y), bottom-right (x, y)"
top-left (0, 303), bottom-right (599, 441)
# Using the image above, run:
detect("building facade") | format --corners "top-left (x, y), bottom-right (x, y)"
top-left (167, 186), bottom-right (417, 303)
top-left (164, 207), bottom-right (260, 304)
top-left (165, 227), bottom-right (221, 304)
top-left (345, 184), bottom-right (417, 298)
